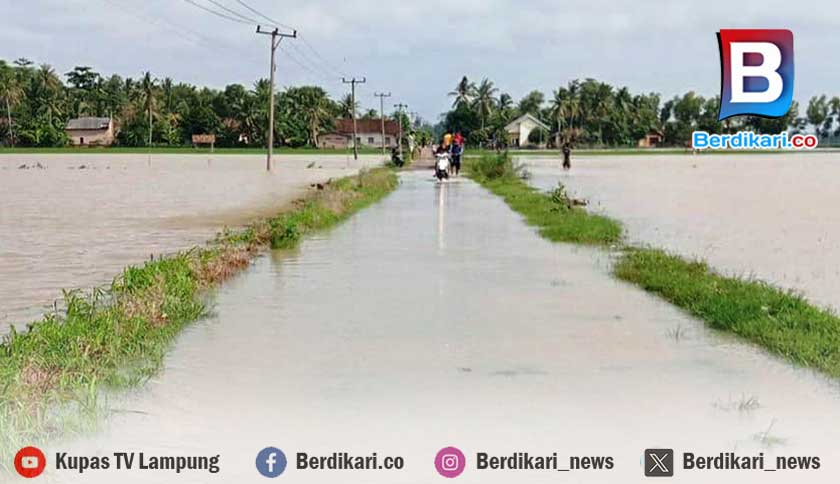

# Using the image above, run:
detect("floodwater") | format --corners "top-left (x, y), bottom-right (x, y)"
top-left (53, 172), bottom-right (840, 483)
top-left (0, 154), bottom-right (381, 329)
top-left (524, 153), bottom-right (840, 312)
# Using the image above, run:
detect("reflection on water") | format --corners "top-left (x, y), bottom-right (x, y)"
top-left (437, 180), bottom-right (446, 250)
top-left (524, 153), bottom-right (840, 312)
top-left (57, 172), bottom-right (840, 483)
top-left (0, 154), bottom-right (380, 328)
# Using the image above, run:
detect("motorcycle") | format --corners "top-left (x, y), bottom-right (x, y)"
top-left (434, 152), bottom-right (451, 181)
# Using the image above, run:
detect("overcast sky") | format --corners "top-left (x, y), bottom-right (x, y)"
top-left (2, 0), bottom-right (839, 122)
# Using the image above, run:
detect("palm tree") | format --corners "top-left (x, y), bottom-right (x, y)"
top-left (564, 80), bottom-right (581, 131)
top-left (337, 93), bottom-right (358, 118)
top-left (448, 76), bottom-right (475, 109)
top-left (140, 71), bottom-right (157, 146)
top-left (550, 87), bottom-right (569, 145)
top-left (593, 82), bottom-right (614, 145)
top-left (498, 93), bottom-right (513, 112)
top-left (0, 62), bottom-right (24, 146)
top-left (161, 77), bottom-right (174, 113)
top-left (473, 78), bottom-right (499, 129)
top-left (36, 65), bottom-right (64, 126)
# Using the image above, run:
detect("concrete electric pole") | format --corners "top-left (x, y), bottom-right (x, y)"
top-left (394, 103), bottom-right (408, 162)
top-left (257, 25), bottom-right (297, 171)
top-left (373, 92), bottom-right (392, 159)
top-left (342, 77), bottom-right (366, 160)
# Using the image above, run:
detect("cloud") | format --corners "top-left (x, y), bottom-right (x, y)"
top-left (1, 0), bottom-right (838, 119)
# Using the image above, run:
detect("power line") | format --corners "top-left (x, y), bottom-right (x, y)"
top-left (230, 0), bottom-right (348, 79)
top-left (205, 0), bottom-right (258, 23)
top-left (101, 0), bottom-right (204, 47)
top-left (298, 34), bottom-right (348, 78)
top-left (102, 0), bottom-right (266, 66)
top-left (182, 0), bottom-right (251, 24)
top-left (285, 42), bottom-right (340, 81)
top-left (233, 0), bottom-right (294, 30)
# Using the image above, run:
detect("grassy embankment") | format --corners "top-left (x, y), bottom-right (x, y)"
top-left (466, 152), bottom-right (840, 378)
top-left (0, 146), bottom-right (384, 155)
top-left (0, 167), bottom-right (398, 468)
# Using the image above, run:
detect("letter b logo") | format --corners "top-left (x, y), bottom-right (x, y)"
top-left (718, 29), bottom-right (794, 120)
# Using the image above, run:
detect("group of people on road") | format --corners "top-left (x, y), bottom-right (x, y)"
top-left (435, 131), bottom-right (464, 176)
top-left (432, 131), bottom-right (573, 174)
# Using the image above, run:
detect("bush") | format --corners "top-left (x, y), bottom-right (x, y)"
top-left (466, 152), bottom-right (526, 181)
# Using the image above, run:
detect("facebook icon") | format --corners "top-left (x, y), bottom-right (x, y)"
top-left (256, 447), bottom-right (287, 478)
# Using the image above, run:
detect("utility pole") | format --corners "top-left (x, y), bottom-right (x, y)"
top-left (257, 25), bottom-right (297, 171)
top-left (342, 77), bottom-right (366, 160)
top-left (394, 103), bottom-right (408, 162)
top-left (373, 92), bottom-right (391, 159)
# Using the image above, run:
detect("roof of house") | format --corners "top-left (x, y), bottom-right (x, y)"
top-left (505, 113), bottom-right (549, 132)
top-left (335, 118), bottom-right (400, 136)
top-left (66, 117), bottom-right (112, 130)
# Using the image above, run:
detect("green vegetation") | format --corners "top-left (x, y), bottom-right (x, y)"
top-left (0, 58), bottom-right (431, 149)
top-left (466, 153), bottom-right (622, 245)
top-left (468, 151), bottom-right (840, 380)
top-left (0, 167), bottom-right (398, 469)
top-left (439, 75), bottom-right (840, 148)
top-left (615, 248), bottom-right (840, 377)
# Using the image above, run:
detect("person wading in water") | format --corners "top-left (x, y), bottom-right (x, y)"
top-left (562, 142), bottom-right (572, 170)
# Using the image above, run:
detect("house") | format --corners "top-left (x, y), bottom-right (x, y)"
top-left (505, 113), bottom-right (549, 148)
top-left (638, 129), bottom-right (665, 148)
top-left (317, 118), bottom-right (400, 149)
top-left (65, 117), bottom-right (117, 146)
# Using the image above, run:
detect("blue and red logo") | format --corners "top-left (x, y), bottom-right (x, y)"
top-left (717, 29), bottom-right (794, 120)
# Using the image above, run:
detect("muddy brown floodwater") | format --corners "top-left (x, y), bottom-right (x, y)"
top-left (53, 172), bottom-right (840, 484)
top-left (0, 154), bottom-right (381, 329)
top-left (524, 153), bottom-right (840, 312)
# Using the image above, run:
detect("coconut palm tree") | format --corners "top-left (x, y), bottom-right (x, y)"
top-left (337, 93), bottom-right (358, 118)
top-left (448, 76), bottom-right (475, 109)
top-left (473, 78), bottom-right (499, 129)
top-left (140, 71), bottom-right (157, 146)
top-left (35, 65), bottom-right (64, 126)
top-left (0, 61), bottom-right (24, 146)
top-left (161, 77), bottom-right (174, 113)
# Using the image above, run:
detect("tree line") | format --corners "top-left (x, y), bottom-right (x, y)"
top-left (439, 76), bottom-right (840, 147)
top-left (0, 58), bottom-right (411, 148)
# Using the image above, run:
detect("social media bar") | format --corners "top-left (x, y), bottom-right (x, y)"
top-left (11, 445), bottom-right (826, 479)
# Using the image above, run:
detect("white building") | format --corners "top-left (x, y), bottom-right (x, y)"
top-left (317, 119), bottom-right (400, 149)
top-left (505, 113), bottom-right (549, 148)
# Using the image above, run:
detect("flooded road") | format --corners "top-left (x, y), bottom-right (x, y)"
top-left (524, 153), bottom-right (840, 312)
top-left (54, 172), bottom-right (840, 483)
top-left (0, 154), bottom-right (381, 328)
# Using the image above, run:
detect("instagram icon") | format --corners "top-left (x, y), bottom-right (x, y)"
top-left (435, 447), bottom-right (466, 478)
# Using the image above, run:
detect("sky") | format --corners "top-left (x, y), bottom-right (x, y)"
top-left (2, 0), bottom-right (839, 122)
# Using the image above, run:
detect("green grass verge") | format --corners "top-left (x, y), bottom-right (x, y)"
top-left (465, 152), bottom-right (622, 245)
top-left (0, 167), bottom-right (398, 469)
top-left (614, 248), bottom-right (840, 377)
top-left (468, 151), bottom-right (840, 379)
top-left (0, 146), bottom-right (384, 155)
